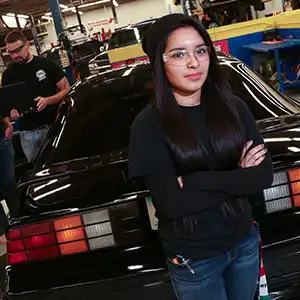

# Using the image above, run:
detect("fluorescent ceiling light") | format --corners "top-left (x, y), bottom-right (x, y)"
top-left (17, 14), bottom-right (29, 19)
top-left (62, 8), bottom-right (83, 15)
top-left (6, 13), bottom-right (29, 19)
top-left (59, 4), bottom-right (68, 9)
top-left (45, 7), bottom-right (83, 16)
top-left (113, 0), bottom-right (119, 6)
top-left (41, 15), bottom-right (53, 21)
top-left (78, 0), bottom-right (110, 8)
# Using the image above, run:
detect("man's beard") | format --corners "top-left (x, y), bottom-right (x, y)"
top-left (17, 52), bottom-right (31, 64)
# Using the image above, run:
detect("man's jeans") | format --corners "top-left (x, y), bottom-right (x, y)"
top-left (20, 127), bottom-right (49, 162)
top-left (167, 226), bottom-right (260, 300)
top-left (0, 138), bottom-right (18, 232)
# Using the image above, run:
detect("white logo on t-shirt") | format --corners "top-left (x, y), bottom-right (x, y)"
top-left (36, 69), bottom-right (46, 82)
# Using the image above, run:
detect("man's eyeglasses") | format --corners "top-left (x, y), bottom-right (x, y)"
top-left (162, 45), bottom-right (210, 66)
top-left (7, 44), bottom-right (25, 55)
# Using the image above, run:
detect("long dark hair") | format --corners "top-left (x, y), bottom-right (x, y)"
top-left (153, 20), bottom-right (246, 174)
top-left (152, 20), bottom-right (246, 223)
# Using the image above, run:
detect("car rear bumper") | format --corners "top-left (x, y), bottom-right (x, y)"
top-left (5, 270), bottom-right (176, 300)
top-left (5, 270), bottom-right (300, 300)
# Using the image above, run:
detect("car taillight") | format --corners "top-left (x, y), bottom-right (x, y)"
top-left (6, 201), bottom-right (144, 265)
top-left (263, 168), bottom-right (300, 213)
top-left (27, 246), bottom-right (59, 260)
top-left (126, 59), bottom-right (135, 65)
top-left (8, 252), bottom-right (27, 264)
top-left (24, 233), bottom-right (56, 249)
top-left (7, 228), bottom-right (21, 240)
top-left (22, 222), bottom-right (52, 237)
top-left (54, 216), bottom-right (82, 231)
top-left (135, 56), bottom-right (149, 63)
top-left (112, 61), bottom-right (126, 69)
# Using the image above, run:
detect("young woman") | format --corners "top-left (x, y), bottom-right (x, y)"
top-left (129, 14), bottom-right (273, 300)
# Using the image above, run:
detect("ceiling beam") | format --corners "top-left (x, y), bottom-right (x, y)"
top-left (0, 0), bottom-right (136, 19)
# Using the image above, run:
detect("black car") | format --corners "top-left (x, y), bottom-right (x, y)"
top-left (4, 53), bottom-right (300, 300)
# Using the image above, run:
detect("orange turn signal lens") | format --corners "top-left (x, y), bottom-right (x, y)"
top-left (291, 182), bottom-right (300, 195)
top-left (54, 216), bottom-right (82, 231)
top-left (293, 195), bottom-right (300, 207)
top-left (289, 169), bottom-right (300, 182)
top-left (56, 227), bottom-right (85, 243)
top-left (59, 240), bottom-right (88, 255)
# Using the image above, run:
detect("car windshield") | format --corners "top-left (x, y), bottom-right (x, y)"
top-left (36, 62), bottom-right (300, 167)
top-left (108, 24), bottom-right (151, 50)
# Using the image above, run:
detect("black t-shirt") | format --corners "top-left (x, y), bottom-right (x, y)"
top-left (1, 56), bottom-right (66, 131)
top-left (129, 97), bottom-right (273, 259)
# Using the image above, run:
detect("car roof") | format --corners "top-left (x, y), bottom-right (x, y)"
top-left (114, 18), bottom-right (157, 32)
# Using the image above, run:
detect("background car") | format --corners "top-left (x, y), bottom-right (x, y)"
top-left (88, 50), bottom-right (111, 75)
top-left (107, 19), bottom-right (157, 69)
top-left (5, 54), bottom-right (300, 300)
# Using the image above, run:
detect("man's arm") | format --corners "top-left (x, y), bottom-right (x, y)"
top-left (35, 77), bottom-right (70, 111)
top-left (2, 117), bottom-right (13, 140)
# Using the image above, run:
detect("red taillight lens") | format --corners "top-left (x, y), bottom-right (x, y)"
top-left (112, 61), bottom-right (126, 69)
top-left (7, 240), bottom-right (24, 252)
top-left (59, 240), bottom-right (88, 255)
top-left (27, 246), bottom-right (59, 261)
top-left (24, 233), bottom-right (56, 249)
top-left (7, 228), bottom-right (21, 240)
top-left (8, 252), bottom-right (27, 264)
top-left (22, 222), bottom-right (52, 237)
top-left (126, 59), bottom-right (135, 65)
top-left (56, 227), bottom-right (85, 243)
top-left (54, 216), bottom-right (82, 231)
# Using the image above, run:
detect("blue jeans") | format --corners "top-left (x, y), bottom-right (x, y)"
top-left (0, 137), bottom-right (17, 229)
top-left (167, 226), bottom-right (260, 300)
top-left (20, 126), bottom-right (49, 162)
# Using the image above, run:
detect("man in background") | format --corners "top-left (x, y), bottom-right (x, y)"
top-left (2, 30), bottom-right (70, 162)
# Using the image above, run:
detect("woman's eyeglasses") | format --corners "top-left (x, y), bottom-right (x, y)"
top-left (7, 44), bottom-right (25, 55)
top-left (162, 46), bottom-right (210, 66)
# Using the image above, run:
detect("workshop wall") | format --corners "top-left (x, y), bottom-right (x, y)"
top-left (43, 0), bottom-right (167, 48)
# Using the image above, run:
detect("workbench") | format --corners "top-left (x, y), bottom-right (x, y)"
top-left (243, 39), bottom-right (300, 93)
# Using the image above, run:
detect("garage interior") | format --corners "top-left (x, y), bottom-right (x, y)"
top-left (0, 0), bottom-right (300, 299)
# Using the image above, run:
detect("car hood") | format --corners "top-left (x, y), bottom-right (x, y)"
top-left (258, 114), bottom-right (300, 169)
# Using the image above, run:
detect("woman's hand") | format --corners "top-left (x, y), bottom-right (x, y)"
top-left (240, 140), bottom-right (267, 168)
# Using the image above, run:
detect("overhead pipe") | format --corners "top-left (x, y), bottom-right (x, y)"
top-left (75, 6), bottom-right (84, 33)
top-left (110, 0), bottom-right (118, 24)
top-left (30, 15), bottom-right (41, 55)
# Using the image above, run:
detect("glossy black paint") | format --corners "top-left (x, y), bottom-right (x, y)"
top-left (5, 55), bottom-right (300, 299)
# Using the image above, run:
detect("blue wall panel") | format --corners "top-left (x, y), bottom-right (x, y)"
top-left (227, 32), bottom-right (264, 66)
